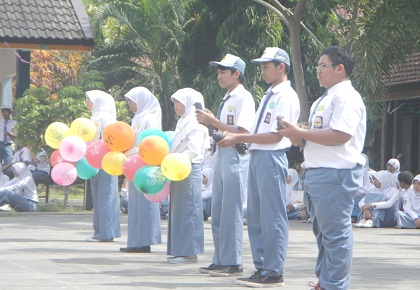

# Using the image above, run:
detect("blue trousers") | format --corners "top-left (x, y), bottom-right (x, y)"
top-left (395, 211), bottom-right (420, 228)
top-left (126, 181), bottom-right (161, 247)
top-left (167, 164), bottom-right (204, 256)
top-left (358, 193), bottom-right (397, 228)
top-left (0, 189), bottom-right (37, 212)
top-left (247, 150), bottom-right (288, 277)
top-left (90, 169), bottom-right (121, 240)
top-left (305, 166), bottom-right (363, 290)
top-left (211, 147), bottom-right (248, 266)
top-left (0, 142), bottom-right (13, 165)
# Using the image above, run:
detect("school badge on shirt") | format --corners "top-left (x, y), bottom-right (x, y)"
top-left (313, 116), bottom-right (323, 128)
top-left (227, 115), bottom-right (234, 125)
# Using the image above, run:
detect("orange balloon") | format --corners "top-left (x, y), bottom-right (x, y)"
top-left (103, 121), bottom-right (134, 152)
top-left (138, 135), bottom-right (170, 166)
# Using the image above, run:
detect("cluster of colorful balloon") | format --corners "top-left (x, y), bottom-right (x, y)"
top-left (45, 120), bottom-right (192, 203)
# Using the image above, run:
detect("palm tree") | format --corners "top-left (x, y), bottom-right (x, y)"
top-left (89, 0), bottom-right (193, 130)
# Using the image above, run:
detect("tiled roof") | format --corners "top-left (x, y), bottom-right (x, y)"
top-left (0, 0), bottom-right (93, 47)
top-left (386, 52), bottom-right (420, 87)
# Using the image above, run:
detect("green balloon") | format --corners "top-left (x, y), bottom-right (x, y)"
top-left (133, 165), bottom-right (167, 194)
top-left (137, 128), bottom-right (169, 146)
top-left (75, 157), bottom-right (99, 180)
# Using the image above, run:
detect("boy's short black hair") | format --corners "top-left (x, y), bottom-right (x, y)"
top-left (398, 171), bottom-right (414, 185)
top-left (321, 46), bottom-right (355, 77)
top-left (218, 65), bottom-right (246, 85)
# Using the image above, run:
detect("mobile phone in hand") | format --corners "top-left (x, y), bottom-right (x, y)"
top-left (277, 116), bottom-right (287, 130)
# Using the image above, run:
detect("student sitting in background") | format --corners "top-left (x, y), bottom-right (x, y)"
top-left (355, 170), bottom-right (399, 228)
top-left (386, 158), bottom-right (400, 188)
top-left (394, 174), bottom-right (420, 229)
top-left (202, 168), bottom-right (214, 221)
top-left (286, 168), bottom-right (303, 220)
top-left (397, 171), bottom-right (414, 210)
top-left (0, 163), bottom-right (38, 212)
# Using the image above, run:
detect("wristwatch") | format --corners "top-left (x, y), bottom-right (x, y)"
top-left (371, 204), bottom-right (376, 209)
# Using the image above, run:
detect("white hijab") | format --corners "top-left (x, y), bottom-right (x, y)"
top-left (86, 90), bottom-right (116, 140)
top-left (124, 87), bottom-right (162, 133)
top-left (7, 163), bottom-right (37, 197)
top-left (286, 168), bottom-right (299, 205)
top-left (371, 170), bottom-right (394, 194)
top-left (171, 88), bottom-right (208, 151)
top-left (202, 167), bottom-right (214, 200)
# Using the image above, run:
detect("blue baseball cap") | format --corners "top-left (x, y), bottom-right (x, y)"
top-left (209, 54), bottom-right (246, 75)
top-left (251, 47), bottom-right (290, 66)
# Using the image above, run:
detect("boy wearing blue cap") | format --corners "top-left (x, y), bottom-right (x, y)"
top-left (217, 47), bottom-right (300, 287)
top-left (196, 53), bottom-right (255, 277)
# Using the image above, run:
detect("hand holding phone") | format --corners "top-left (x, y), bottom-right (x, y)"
top-left (276, 116), bottom-right (287, 130)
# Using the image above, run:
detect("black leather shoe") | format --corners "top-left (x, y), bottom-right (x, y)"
top-left (120, 246), bottom-right (151, 253)
top-left (208, 264), bottom-right (243, 277)
top-left (198, 263), bottom-right (221, 274)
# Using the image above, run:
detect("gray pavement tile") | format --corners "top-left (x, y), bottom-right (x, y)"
top-left (0, 212), bottom-right (419, 289)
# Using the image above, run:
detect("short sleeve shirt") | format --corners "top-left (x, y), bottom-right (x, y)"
top-left (249, 81), bottom-right (300, 151)
top-left (218, 85), bottom-right (255, 132)
top-left (304, 80), bottom-right (367, 169)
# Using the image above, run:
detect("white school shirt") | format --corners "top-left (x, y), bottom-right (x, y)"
top-left (359, 187), bottom-right (400, 210)
top-left (0, 118), bottom-right (16, 143)
top-left (249, 80), bottom-right (300, 151)
top-left (2, 175), bottom-right (38, 202)
top-left (34, 148), bottom-right (51, 173)
top-left (403, 187), bottom-right (420, 220)
top-left (11, 147), bottom-right (32, 164)
top-left (217, 85), bottom-right (255, 132)
top-left (303, 80), bottom-right (366, 169)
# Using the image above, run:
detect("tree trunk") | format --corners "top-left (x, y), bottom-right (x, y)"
top-left (289, 22), bottom-right (310, 121)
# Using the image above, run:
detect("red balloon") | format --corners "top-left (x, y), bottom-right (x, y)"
top-left (122, 155), bottom-right (147, 181)
top-left (85, 141), bottom-right (111, 169)
top-left (50, 150), bottom-right (66, 167)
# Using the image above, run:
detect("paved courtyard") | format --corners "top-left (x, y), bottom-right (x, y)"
top-left (1, 211), bottom-right (419, 289)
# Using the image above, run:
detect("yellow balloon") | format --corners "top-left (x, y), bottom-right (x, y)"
top-left (160, 153), bottom-right (192, 181)
top-left (45, 122), bottom-right (69, 149)
top-left (102, 151), bottom-right (127, 176)
top-left (67, 118), bottom-right (97, 142)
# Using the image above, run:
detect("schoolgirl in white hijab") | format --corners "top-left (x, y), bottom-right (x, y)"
top-left (285, 168), bottom-right (302, 220)
top-left (395, 174), bottom-right (420, 228)
top-left (386, 158), bottom-right (400, 188)
top-left (85, 90), bottom-right (120, 242)
top-left (85, 90), bottom-right (117, 141)
top-left (167, 88), bottom-right (209, 264)
top-left (120, 87), bottom-right (162, 253)
top-left (356, 170), bottom-right (399, 228)
top-left (202, 168), bottom-right (214, 221)
top-left (0, 163), bottom-right (37, 212)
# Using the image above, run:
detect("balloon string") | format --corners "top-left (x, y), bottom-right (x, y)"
top-left (3, 42), bottom-right (30, 64)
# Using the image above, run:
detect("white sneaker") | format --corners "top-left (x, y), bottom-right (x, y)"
top-left (207, 217), bottom-right (212, 223)
top-left (360, 219), bottom-right (374, 228)
top-left (0, 204), bottom-right (13, 212)
top-left (354, 218), bottom-right (367, 228)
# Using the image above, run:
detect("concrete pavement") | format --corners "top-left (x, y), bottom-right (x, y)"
top-left (1, 211), bottom-right (419, 289)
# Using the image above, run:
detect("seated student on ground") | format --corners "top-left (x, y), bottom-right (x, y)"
top-left (386, 158), bottom-right (400, 188)
top-left (28, 147), bottom-right (51, 185)
top-left (351, 153), bottom-right (374, 223)
top-left (355, 170), bottom-right (399, 228)
top-left (201, 142), bottom-right (217, 170)
top-left (397, 171), bottom-right (414, 210)
top-left (394, 174), bottom-right (420, 229)
top-left (0, 162), bottom-right (38, 212)
top-left (120, 178), bottom-right (128, 214)
top-left (202, 168), bottom-right (214, 221)
top-left (286, 168), bottom-right (304, 220)
top-left (2, 143), bottom-right (32, 179)
top-left (0, 169), bottom-right (9, 187)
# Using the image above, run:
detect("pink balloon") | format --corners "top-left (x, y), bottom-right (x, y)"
top-left (51, 162), bottom-right (77, 186)
top-left (50, 150), bottom-right (65, 167)
top-left (59, 136), bottom-right (86, 162)
top-left (143, 182), bottom-right (170, 202)
top-left (85, 141), bottom-right (111, 169)
top-left (122, 155), bottom-right (147, 181)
